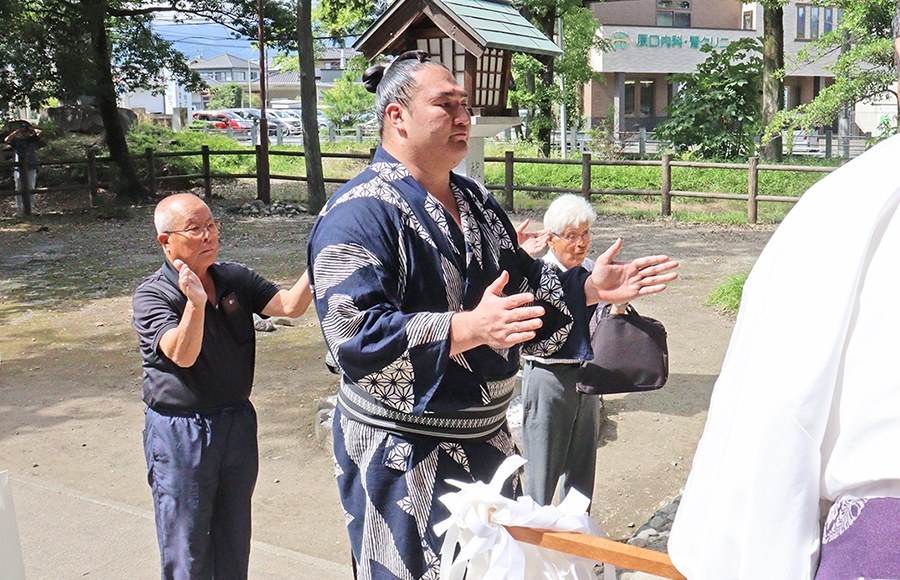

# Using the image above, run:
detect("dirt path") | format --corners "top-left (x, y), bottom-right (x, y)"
top-left (0, 199), bottom-right (775, 566)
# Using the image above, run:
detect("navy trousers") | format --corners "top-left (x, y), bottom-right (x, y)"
top-left (144, 402), bottom-right (259, 580)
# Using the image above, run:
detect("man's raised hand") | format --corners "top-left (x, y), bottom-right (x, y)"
top-left (588, 238), bottom-right (679, 304)
top-left (173, 259), bottom-right (207, 307)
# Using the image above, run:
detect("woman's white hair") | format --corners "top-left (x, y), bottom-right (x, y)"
top-left (543, 194), bottom-right (597, 234)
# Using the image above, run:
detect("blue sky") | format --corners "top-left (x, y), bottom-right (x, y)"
top-left (153, 19), bottom-right (261, 61)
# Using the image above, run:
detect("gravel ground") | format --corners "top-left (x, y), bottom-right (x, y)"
top-left (0, 187), bottom-right (776, 569)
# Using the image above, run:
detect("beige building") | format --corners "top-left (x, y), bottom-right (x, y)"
top-left (585, 0), bottom-right (841, 133)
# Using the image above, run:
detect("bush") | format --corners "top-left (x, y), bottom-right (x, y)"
top-left (705, 271), bottom-right (748, 311)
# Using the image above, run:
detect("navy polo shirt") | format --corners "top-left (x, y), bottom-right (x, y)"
top-left (132, 260), bottom-right (280, 412)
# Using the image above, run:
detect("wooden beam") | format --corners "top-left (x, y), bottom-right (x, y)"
top-left (505, 527), bottom-right (687, 580)
top-left (422, 4), bottom-right (483, 58)
top-left (464, 53), bottom-right (477, 103)
top-left (359, 0), bottom-right (428, 59)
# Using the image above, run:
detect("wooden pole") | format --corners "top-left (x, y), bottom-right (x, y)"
top-left (661, 153), bottom-right (672, 216)
top-left (145, 148), bottom-right (156, 195)
top-left (506, 527), bottom-right (686, 580)
top-left (87, 150), bottom-right (98, 207)
top-left (504, 150), bottom-right (515, 211)
top-left (202, 145), bottom-right (212, 199)
top-left (581, 153), bottom-right (591, 201)
top-left (747, 156), bottom-right (759, 224)
top-left (256, 0), bottom-right (270, 204)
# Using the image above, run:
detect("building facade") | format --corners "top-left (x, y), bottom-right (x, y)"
top-left (585, 0), bottom-right (842, 133)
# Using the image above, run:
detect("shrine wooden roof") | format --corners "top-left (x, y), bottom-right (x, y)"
top-left (354, 0), bottom-right (562, 60)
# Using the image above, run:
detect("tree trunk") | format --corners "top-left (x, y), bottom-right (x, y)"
top-left (87, 0), bottom-right (146, 201)
top-left (535, 7), bottom-right (557, 157)
top-left (762, 4), bottom-right (784, 161)
top-left (297, 0), bottom-right (326, 214)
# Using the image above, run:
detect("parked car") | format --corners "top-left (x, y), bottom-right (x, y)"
top-left (191, 110), bottom-right (253, 131)
top-left (229, 108), bottom-right (291, 136)
top-left (268, 110), bottom-right (303, 134)
top-left (276, 109), bottom-right (330, 131)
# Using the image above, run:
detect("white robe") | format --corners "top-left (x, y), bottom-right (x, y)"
top-left (668, 134), bottom-right (900, 580)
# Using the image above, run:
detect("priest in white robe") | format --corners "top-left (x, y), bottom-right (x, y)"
top-left (668, 134), bottom-right (900, 580)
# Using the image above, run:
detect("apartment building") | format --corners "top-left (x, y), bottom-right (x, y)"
top-left (585, 0), bottom-right (841, 132)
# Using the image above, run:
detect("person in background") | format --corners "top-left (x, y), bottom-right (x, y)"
top-left (521, 194), bottom-right (637, 509)
top-left (132, 193), bottom-right (310, 580)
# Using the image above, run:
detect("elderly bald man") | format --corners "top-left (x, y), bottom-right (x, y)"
top-left (132, 193), bottom-right (310, 580)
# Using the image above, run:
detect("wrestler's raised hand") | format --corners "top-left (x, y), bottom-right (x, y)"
top-left (450, 270), bottom-right (545, 354)
top-left (173, 259), bottom-right (207, 307)
top-left (588, 238), bottom-right (679, 304)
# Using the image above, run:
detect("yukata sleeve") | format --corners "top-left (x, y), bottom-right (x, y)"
top-left (479, 192), bottom-right (592, 361)
top-left (516, 248), bottom-right (593, 360)
top-left (308, 196), bottom-right (454, 415)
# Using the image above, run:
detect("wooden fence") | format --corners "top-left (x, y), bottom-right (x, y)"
top-left (0, 147), bottom-right (837, 223)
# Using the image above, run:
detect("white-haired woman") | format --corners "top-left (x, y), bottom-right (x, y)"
top-left (522, 194), bottom-right (617, 509)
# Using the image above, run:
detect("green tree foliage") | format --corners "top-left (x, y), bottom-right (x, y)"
top-left (509, 6), bottom-right (608, 145)
top-left (208, 83), bottom-right (243, 110)
top-left (656, 38), bottom-right (763, 159)
top-left (512, 0), bottom-right (609, 156)
top-left (764, 0), bottom-right (897, 143)
top-left (0, 0), bottom-right (295, 200)
top-left (312, 0), bottom-right (383, 41)
top-left (321, 58), bottom-right (375, 128)
top-left (556, 7), bottom-right (608, 129)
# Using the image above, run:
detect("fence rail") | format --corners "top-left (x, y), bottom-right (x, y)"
top-left (1, 145), bottom-right (837, 223)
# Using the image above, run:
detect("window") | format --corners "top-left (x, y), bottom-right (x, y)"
top-left (640, 81), bottom-right (655, 116)
top-left (824, 7), bottom-right (833, 33)
top-left (743, 11), bottom-right (753, 30)
top-left (624, 80), bottom-right (655, 117)
top-left (809, 6), bottom-right (819, 39)
top-left (236, 71), bottom-right (246, 81)
top-left (624, 81), bottom-right (636, 116)
top-left (657, 1), bottom-right (691, 28)
top-left (797, 5), bottom-right (806, 38)
top-left (214, 71), bottom-right (225, 81)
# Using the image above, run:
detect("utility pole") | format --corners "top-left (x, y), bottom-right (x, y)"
top-left (558, 16), bottom-right (567, 159)
top-left (257, 0), bottom-right (270, 203)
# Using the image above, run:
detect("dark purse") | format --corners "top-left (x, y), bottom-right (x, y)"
top-left (576, 303), bottom-right (669, 395)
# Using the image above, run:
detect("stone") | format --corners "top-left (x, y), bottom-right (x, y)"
top-left (626, 537), bottom-right (648, 549)
top-left (253, 314), bottom-right (275, 332)
top-left (648, 515), bottom-right (668, 531)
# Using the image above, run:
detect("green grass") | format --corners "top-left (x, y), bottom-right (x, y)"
top-left (705, 271), bottom-right (749, 312)
top-left (483, 142), bottom-right (839, 223)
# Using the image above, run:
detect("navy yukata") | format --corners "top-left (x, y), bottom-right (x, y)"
top-left (307, 146), bottom-right (593, 580)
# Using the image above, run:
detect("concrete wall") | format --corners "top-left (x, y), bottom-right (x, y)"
top-left (591, 0), bottom-right (741, 29)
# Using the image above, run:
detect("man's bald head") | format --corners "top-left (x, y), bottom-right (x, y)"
top-left (155, 193), bottom-right (208, 235)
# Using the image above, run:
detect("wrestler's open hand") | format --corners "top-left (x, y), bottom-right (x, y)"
top-left (450, 271), bottom-right (544, 354)
top-left (589, 238), bottom-right (679, 304)
top-left (173, 259), bottom-right (207, 307)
